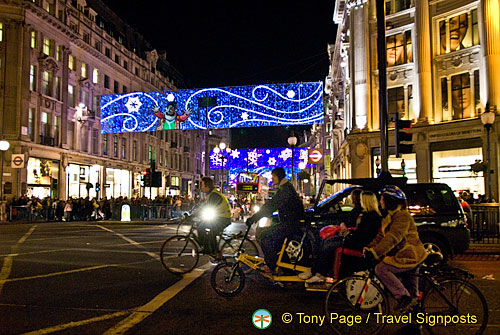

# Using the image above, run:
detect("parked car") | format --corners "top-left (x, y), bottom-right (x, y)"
top-left (258, 176), bottom-right (470, 263)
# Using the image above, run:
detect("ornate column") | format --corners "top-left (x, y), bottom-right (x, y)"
top-left (61, 46), bottom-right (70, 148)
top-left (415, 0), bottom-right (433, 123)
top-left (480, 0), bottom-right (500, 108)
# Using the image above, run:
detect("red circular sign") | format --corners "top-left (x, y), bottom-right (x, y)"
top-left (12, 155), bottom-right (23, 166)
top-left (308, 149), bottom-right (323, 163)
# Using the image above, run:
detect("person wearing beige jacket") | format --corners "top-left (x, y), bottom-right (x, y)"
top-left (364, 185), bottom-right (427, 311)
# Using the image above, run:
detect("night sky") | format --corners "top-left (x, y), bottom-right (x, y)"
top-left (103, 0), bottom-right (337, 147)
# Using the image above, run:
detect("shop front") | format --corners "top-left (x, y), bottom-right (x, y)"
top-left (105, 168), bottom-right (131, 199)
top-left (66, 164), bottom-right (101, 199)
top-left (27, 157), bottom-right (59, 199)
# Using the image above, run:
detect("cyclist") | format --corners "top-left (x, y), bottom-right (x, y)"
top-left (364, 185), bottom-right (427, 311)
top-left (246, 167), bottom-right (304, 275)
top-left (191, 177), bottom-right (232, 257)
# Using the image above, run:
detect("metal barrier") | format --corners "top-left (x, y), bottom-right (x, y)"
top-left (470, 203), bottom-right (500, 244)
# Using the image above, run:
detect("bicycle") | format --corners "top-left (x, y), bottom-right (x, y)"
top-left (160, 213), bottom-right (259, 275)
top-left (210, 219), bottom-right (321, 297)
top-left (324, 253), bottom-right (488, 335)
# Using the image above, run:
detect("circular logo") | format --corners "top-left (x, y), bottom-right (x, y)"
top-left (252, 309), bottom-right (272, 330)
top-left (308, 149), bottom-right (323, 163)
top-left (12, 155), bottom-right (23, 166)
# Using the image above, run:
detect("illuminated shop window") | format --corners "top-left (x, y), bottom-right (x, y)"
top-left (92, 68), bottom-right (100, 84)
top-left (386, 31), bottom-right (412, 67)
top-left (438, 9), bottom-right (479, 55)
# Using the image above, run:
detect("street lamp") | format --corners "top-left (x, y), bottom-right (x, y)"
top-left (481, 107), bottom-right (496, 201)
top-left (0, 140), bottom-right (10, 201)
top-left (287, 132), bottom-right (298, 188)
top-left (214, 142), bottom-right (231, 190)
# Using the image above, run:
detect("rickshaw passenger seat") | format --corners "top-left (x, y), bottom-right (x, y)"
top-left (332, 247), bottom-right (363, 279)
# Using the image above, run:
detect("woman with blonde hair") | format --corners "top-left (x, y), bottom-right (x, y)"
top-left (300, 190), bottom-right (383, 283)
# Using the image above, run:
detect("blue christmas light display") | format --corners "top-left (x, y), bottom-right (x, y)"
top-left (210, 147), bottom-right (312, 187)
top-left (100, 82), bottom-right (323, 133)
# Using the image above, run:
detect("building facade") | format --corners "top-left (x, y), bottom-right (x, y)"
top-left (326, 0), bottom-right (500, 201)
top-left (0, 0), bottom-right (206, 200)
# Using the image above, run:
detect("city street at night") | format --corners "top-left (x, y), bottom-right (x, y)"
top-left (0, 222), bottom-right (499, 335)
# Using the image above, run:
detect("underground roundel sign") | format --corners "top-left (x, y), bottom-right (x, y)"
top-left (11, 154), bottom-right (25, 169)
top-left (308, 148), bottom-right (324, 165)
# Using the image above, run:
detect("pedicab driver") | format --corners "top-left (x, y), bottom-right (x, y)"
top-left (246, 167), bottom-right (305, 274)
top-left (191, 177), bottom-right (232, 257)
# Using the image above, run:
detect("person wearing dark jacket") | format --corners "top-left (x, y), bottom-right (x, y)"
top-left (300, 191), bottom-right (382, 283)
top-left (246, 167), bottom-right (304, 273)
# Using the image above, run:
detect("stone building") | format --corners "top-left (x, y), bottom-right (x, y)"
top-left (0, 0), bottom-right (207, 200)
top-left (326, 0), bottom-right (500, 201)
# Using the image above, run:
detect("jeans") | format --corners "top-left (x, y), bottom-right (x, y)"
top-left (257, 224), bottom-right (300, 272)
top-left (375, 262), bottom-right (420, 300)
top-left (312, 235), bottom-right (343, 276)
top-left (197, 218), bottom-right (231, 254)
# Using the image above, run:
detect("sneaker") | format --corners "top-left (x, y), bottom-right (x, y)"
top-left (298, 270), bottom-right (313, 280)
top-left (395, 295), bottom-right (415, 312)
top-left (306, 273), bottom-right (325, 284)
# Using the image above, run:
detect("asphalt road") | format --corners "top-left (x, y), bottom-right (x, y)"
top-left (0, 222), bottom-right (498, 335)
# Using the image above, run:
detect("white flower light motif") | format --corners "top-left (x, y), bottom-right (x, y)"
top-left (279, 148), bottom-right (293, 161)
top-left (268, 157), bottom-right (277, 166)
top-left (247, 149), bottom-right (262, 167)
top-left (241, 112), bottom-right (249, 120)
top-left (167, 93), bottom-right (175, 102)
top-left (287, 90), bottom-right (296, 99)
top-left (124, 96), bottom-right (142, 113)
top-left (230, 150), bottom-right (241, 159)
top-left (210, 152), bottom-right (223, 166)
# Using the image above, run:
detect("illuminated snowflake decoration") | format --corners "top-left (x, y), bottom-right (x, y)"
top-left (124, 97), bottom-right (142, 113)
top-left (247, 149), bottom-right (262, 167)
top-left (210, 152), bottom-right (224, 166)
top-left (230, 150), bottom-right (241, 159)
top-left (279, 148), bottom-right (293, 161)
top-left (241, 112), bottom-right (249, 120)
top-left (268, 157), bottom-right (277, 166)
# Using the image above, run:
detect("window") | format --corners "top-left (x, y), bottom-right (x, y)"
top-left (439, 10), bottom-right (479, 55)
top-left (81, 90), bottom-right (89, 107)
top-left (118, 36), bottom-right (123, 44)
top-left (104, 75), bottom-right (110, 89)
top-left (83, 32), bottom-right (90, 44)
top-left (114, 54), bottom-right (120, 64)
top-left (93, 95), bottom-right (100, 116)
top-left (123, 61), bottom-right (128, 70)
top-left (68, 122), bottom-right (74, 149)
top-left (135, 67), bottom-right (139, 76)
top-left (81, 125), bottom-right (88, 152)
top-left (45, 0), bottom-right (55, 15)
top-left (29, 108), bottom-right (35, 140)
top-left (159, 150), bottom-right (163, 166)
top-left (81, 62), bottom-right (87, 78)
top-left (43, 38), bottom-right (54, 56)
top-left (133, 140), bottom-right (137, 161)
top-left (102, 134), bottom-right (108, 155)
top-left (148, 145), bottom-right (152, 162)
top-left (105, 47), bottom-right (111, 58)
top-left (451, 73), bottom-right (472, 119)
top-left (386, 31), bottom-right (412, 67)
top-left (68, 55), bottom-right (75, 71)
top-left (121, 138), bottom-right (126, 159)
top-left (54, 116), bottom-right (60, 144)
top-left (92, 129), bottom-right (99, 154)
top-left (113, 80), bottom-right (119, 94)
top-left (164, 150), bottom-right (168, 166)
top-left (40, 111), bottom-right (49, 136)
top-left (94, 41), bottom-right (101, 52)
top-left (385, 0), bottom-right (414, 15)
top-left (70, 22), bottom-right (78, 33)
top-left (68, 85), bottom-right (75, 106)
top-left (92, 68), bottom-right (100, 84)
top-left (30, 65), bottom-right (36, 91)
top-left (122, 85), bottom-right (128, 93)
top-left (31, 31), bottom-right (37, 48)
top-left (113, 135), bottom-right (118, 157)
top-left (0, 22), bottom-right (3, 42)
top-left (56, 45), bottom-right (63, 61)
top-left (474, 69), bottom-right (480, 112)
top-left (55, 77), bottom-right (61, 100)
top-left (42, 71), bottom-right (53, 96)
top-left (441, 77), bottom-right (448, 120)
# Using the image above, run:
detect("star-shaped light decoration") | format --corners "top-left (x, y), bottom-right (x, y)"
top-left (124, 96), bottom-right (142, 113)
top-left (230, 149), bottom-right (241, 159)
top-left (268, 157), bottom-right (277, 166)
top-left (241, 112), bottom-right (249, 121)
top-left (247, 149), bottom-right (262, 167)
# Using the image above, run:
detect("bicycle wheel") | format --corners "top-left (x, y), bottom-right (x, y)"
top-left (220, 237), bottom-right (259, 273)
top-left (325, 275), bottom-right (388, 335)
top-left (421, 279), bottom-right (488, 335)
top-left (160, 235), bottom-right (199, 274)
top-left (210, 262), bottom-right (245, 297)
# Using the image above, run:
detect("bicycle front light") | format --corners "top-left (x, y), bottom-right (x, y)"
top-left (201, 207), bottom-right (216, 222)
top-left (253, 205), bottom-right (260, 212)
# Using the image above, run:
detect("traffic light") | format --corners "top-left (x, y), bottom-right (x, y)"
top-left (152, 172), bottom-right (162, 187)
top-left (95, 182), bottom-right (101, 192)
top-left (143, 168), bottom-right (151, 187)
top-left (395, 116), bottom-right (413, 157)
